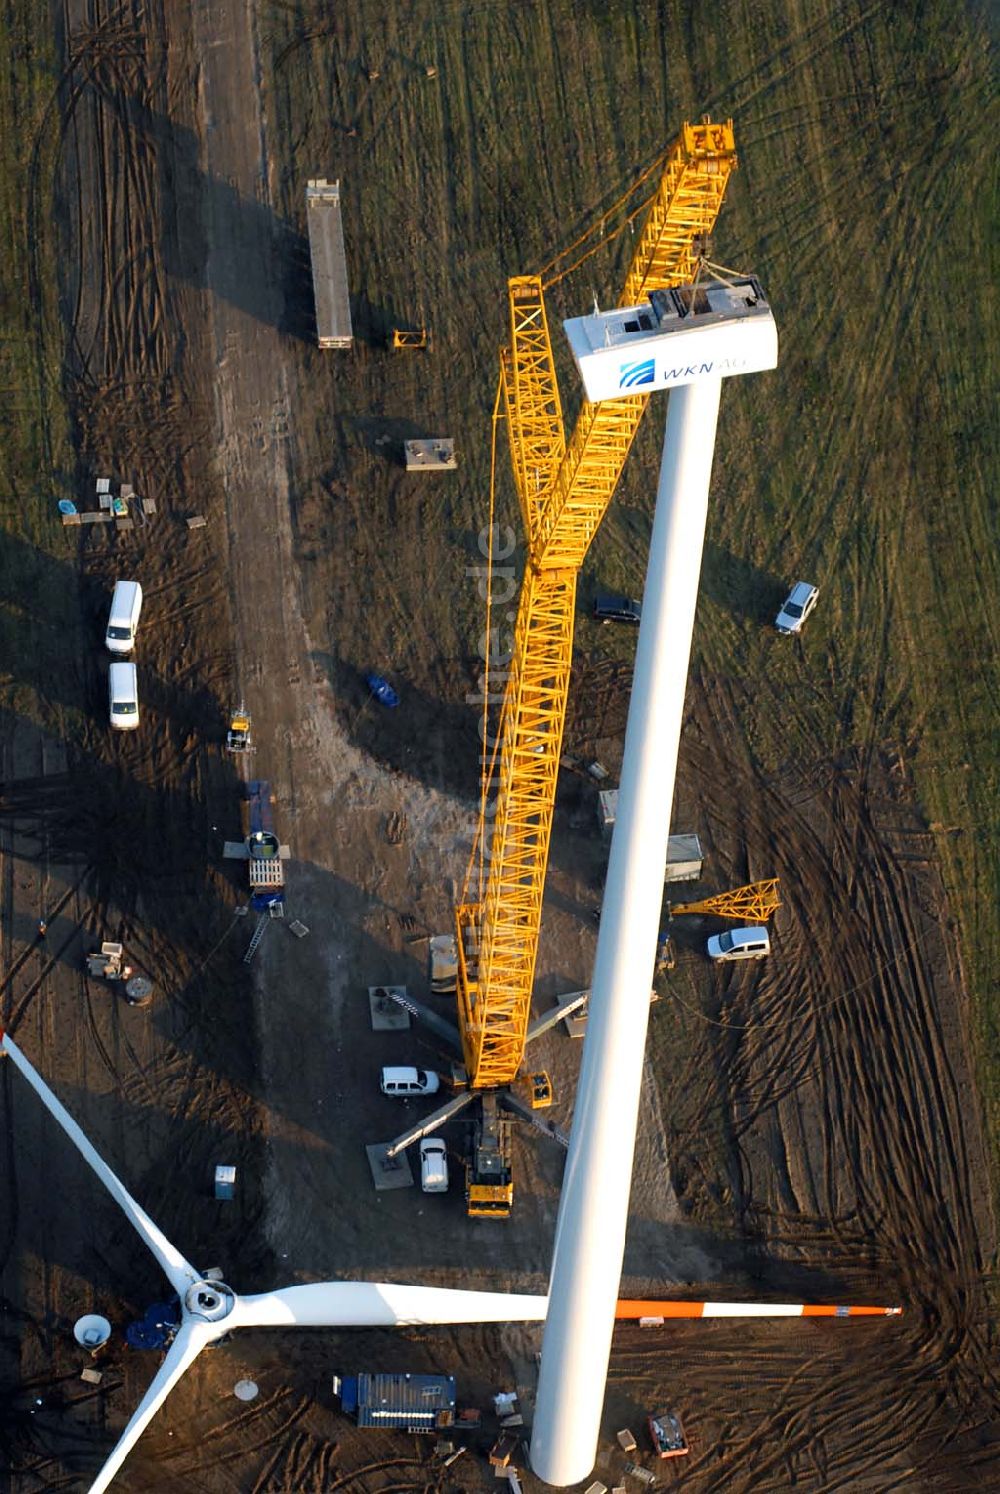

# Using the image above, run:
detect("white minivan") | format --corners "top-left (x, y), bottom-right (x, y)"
top-left (706, 925), bottom-right (770, 962)
top-left (105, 580), bottom-right (143, 654)
top-left (109, 662), bottom-right (140, 730)
top-left (419, 1137), bottom-right (449, 1193)
top-left (380, 1065), bottom-right (440, 1098)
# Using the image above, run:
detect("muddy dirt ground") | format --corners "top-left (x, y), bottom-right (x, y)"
top-left (2, 1), bottom-right (998, 1491)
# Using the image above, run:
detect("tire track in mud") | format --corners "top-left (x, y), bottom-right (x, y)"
top-left (44, 0), bottom-right (214, 506)
top-left (657, 669), bottom-right (997, 1488)
top-left (64, 4), bottom-right (169, 387)
top-left (158, 1384), bottom-right (312, 1484)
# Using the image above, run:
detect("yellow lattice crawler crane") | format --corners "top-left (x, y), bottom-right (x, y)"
top-left (670, 879), bottom-right (782, 922)
top-left (455, 121), bottom-right (738, 1216)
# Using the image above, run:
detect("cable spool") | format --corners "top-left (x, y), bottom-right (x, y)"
top-left (125, 975), bottom-right (153, 1008)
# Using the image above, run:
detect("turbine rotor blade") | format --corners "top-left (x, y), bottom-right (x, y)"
top-left (615, 1299), bottom-right (903, 1318)
top-left (87, 1318), bottom-right (215, 1494)
top-left (1, 1032), bottom-right (199, 1298)
top-left (230, 1281), bottom-right (549, 1330)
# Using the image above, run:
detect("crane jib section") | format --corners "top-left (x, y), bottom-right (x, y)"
top-left (456, 565), bottom-right (575, 1086)
top-left (457, 121), bottom-right (737, 1091)
top-left (503, 280), bottom-right (565, 541)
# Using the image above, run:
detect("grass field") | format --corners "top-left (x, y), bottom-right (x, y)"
top-left (261, 0), bottom-right (999, 1201)
top-left (0, 8), bottom-right (79, 735)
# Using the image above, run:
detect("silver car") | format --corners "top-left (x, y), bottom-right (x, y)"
top-left (775, 580), bottom-right (819, 634)
top-left (706, 926), bottom-right (770, 961)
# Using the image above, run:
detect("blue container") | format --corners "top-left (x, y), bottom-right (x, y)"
top-left (215, 1164), bottom-right (237, 1200)
top-left (337, 1372), bottom-right (456, 1432)
top-left (126, 1299), bottom-right (180, 1350)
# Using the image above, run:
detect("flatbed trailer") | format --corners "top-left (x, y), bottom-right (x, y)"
top-left (306, 178), bottom-right (353, 349)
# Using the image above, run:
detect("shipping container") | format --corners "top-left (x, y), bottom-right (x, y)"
top-left (333, 1372), bottom-right (456, 1433)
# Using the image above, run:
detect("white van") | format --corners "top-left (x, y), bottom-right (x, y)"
top-left (706, 925), bottom-right (770, 962)
top-left (380, 1065), bottom-right (440, 1098)
top-left (419, 1137), bottom-right (449, 1193)
top-left (109, 662), bottom-right (140, 730)
top-left (105, 580), bottom-right (143, 654)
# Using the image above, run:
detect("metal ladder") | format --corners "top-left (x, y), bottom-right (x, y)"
top-left (243, 916), bottom-right (269, 964)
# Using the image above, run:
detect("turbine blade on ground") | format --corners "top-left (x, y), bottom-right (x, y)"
top-left (88, 1318), bottom-right (215, 1494)
top-left (615, 1300), bottom-right (903, 1318)
top-left (230, 1281), bottom-right (549, 1329)
top-left (1, 1033), bottom-right (199, 1297)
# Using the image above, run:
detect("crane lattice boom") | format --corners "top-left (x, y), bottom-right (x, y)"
top-left (457, 120), bottom-right (738, 1092)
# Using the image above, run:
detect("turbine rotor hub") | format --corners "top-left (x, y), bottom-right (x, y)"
top-left (185, 1279), bottom-right (235, 1323)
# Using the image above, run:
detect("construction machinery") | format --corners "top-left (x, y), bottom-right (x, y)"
top-left (225, 703), bottom-right (253, 753)
top-left (84, 942), bottom-right (154, 1007)
top-left (371, 987), bottom-right (584, 1214)
top-left (222, 780), bottom-right (289, 913)
top-left (85, 942), bottom-right (133, 983)
top-left (525, 1071), bottom-right (553, 1108)
top-left (441, 120), bottom-right (738, 1213)
top-left (647, 1409), bottom-right (689, 1460)
top-left (465, 1092), bottom-right (514, 1217)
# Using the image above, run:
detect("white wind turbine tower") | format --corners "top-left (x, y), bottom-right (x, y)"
top-left (2, 1024), bottom-right (900, 1494)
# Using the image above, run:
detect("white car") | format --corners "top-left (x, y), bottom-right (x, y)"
top-left (380, 1065), bottom-right (441, 1098)
top-left (706, 926), bottom-right (770, 962)
top-left (108, 662), bottom-right (140, 731)
top-left (775, 580), bottom-right (818, 634)
top-left (419, 1137), bottom-right (449, 1193)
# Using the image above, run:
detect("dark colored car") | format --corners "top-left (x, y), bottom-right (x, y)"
top-left (592, 593), bottom-right (642, 625)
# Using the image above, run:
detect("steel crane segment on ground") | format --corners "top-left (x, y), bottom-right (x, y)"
top-left (671, 877), bottom-right (783, 922)
top-left (454, 121), bottom-right (738, 1106)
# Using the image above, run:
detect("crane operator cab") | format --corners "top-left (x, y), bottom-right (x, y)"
top-left (563, 272), bottom-right (777, 403)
